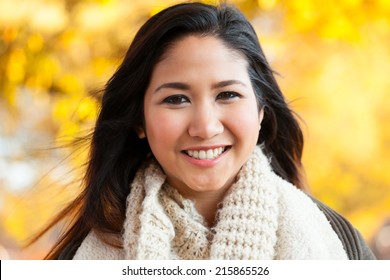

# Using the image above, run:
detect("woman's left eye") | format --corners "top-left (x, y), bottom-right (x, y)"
top-left (216, 91), bottom-right (241, 100)
top-left (162, 95), bottom-right (190, 105)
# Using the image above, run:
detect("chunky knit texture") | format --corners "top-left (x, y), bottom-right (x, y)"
top-left (73, 146), bottom-right (348, 260)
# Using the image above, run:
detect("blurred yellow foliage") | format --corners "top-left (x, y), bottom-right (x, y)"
top-left (0, 0), bottom-right (389, 259)
top-left (27, 34), bottom-right (44, 54)
top-left (6, 48), bottom-right (26, 83)
top-left (257, 0), bottom-right (278, 10)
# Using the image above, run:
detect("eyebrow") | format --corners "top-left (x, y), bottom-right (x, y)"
top-left (154, 82), bottom-right (189, 93)
top-left (212, 80), bottom-right (247, 89)
top-left (154, 79), bottom-right (247, 93)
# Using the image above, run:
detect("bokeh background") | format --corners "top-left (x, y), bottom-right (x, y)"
top-left (0, 0), bottom-right (389, 259)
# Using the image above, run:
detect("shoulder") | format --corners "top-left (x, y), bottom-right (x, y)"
top-left (72, 230), bottom-right (125, 260)
top-left (309, 196), bottom-right (376, 260)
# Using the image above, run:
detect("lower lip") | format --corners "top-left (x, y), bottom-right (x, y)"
top-left (182, 149), bottom-right (229, 168)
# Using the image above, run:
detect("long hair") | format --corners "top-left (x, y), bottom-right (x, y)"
top-left (41, 2), bottom-right (305, 259)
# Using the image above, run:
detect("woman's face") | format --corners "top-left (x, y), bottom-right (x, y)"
top-left (141, 35), bottom-right (263, 197)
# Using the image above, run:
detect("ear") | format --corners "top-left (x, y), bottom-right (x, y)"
top-left (258, 108), bottom-right (265, 130)
top-left (135, 127), bottom-right (146, 139)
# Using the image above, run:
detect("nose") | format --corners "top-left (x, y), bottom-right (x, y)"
top-left (188, 104), bottom-right (224, 139)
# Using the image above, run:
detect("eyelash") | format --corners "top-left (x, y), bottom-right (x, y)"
top-left (162, 95), bottom-right (189, 105)
top-left (162, 92), bottom-right (241, 105)
top-left (216, 91), bottom-right (241, 100)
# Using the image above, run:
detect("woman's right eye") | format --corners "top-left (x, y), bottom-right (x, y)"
top-left (162, 95), bottom-right (190, 105)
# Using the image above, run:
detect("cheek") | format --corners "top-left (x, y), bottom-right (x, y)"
top-left (144, 110), bottom-right (186, 149)
top-left (227, 105), bottom-right (261, 139)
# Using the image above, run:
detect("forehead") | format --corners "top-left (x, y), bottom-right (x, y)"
top-left (146, 35), bottom-right (254, 95)
top-left (157, 35), bottom-right (248, 67)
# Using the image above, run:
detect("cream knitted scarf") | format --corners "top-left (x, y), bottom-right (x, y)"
top-left (73, 146), bottom-right (348, 260)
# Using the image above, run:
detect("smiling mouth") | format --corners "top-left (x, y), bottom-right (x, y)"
top-left (183, 146), bottom-right (230, 160)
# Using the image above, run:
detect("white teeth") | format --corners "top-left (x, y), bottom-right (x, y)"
top-left (193, 150), bottom-right (199, 158)
top-left (186, 147), bottom-right (226, 160)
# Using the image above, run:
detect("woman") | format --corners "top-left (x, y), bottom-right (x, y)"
top-left (42, 2), bottom-right (374, 259)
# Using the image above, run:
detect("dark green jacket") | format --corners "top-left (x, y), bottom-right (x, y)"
top-left (311, 196), bottom-right (376, 260)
